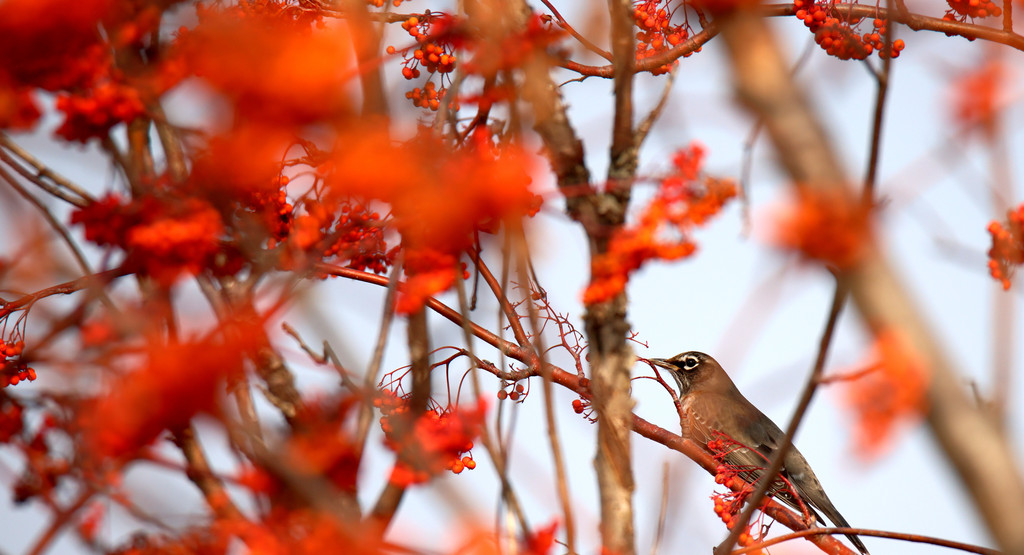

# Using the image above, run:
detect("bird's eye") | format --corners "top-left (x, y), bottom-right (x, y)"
top-left (681, 354), bottom-right (700, 371)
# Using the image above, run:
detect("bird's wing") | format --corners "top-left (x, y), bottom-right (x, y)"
top-left (686, 392), bottom-right (818, 518)
top-left (686, 391), bottom-right (781, 463)
top-left (686, 392), bottom-right (870, 554)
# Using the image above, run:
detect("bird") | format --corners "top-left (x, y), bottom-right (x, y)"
top-left (649, 351), bottom-right (869, 555)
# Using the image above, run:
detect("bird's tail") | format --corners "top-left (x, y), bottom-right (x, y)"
top-left (820, 503), bottom-right (869, 555)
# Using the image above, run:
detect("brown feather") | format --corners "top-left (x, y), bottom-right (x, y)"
top-left (652, 351), bottom-right (869, 555)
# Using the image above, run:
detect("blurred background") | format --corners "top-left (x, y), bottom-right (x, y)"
top-left (1, 1), bottom-right (1022, 553)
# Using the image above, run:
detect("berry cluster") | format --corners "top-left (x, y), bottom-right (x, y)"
top-left (71, 194), bottom-right (228, 286)
top-left (404, 81), bottom-right (454, 112)
top-left (584, 143), bottom-right (737, 305)
top-left (386, 15), bottom-right (459, 110)
top-left (374, 390), bottom-right (480, 483)
top-left (497, 382), bottom-right (527, 402)
top-left (571, 397), bottom-right (591, 414)
top-left (707, 437), bottom-right (767, 552)
top-left (0, 339), bottom-right (36, 388)
top-left (633, 0), bottom-right (692, 74)
top-left (389, 16), bottom-right (457, 79)
top-left (54, 81), bottom-right (145, 143)
top-left (771, 188), bottom-right (870, 269)
top-left (254, 176), bottom-right (295, 244)
top-left (945, 0), bottom-right (1001, 20)
top-left (987, 204), bottom-right (1024, 290)
top-left (794, 0), bottom-right (905, 60)
top-left (366, 0), bottom-right (409, 7)
top-left (322, 202), bottom-right (390, 274)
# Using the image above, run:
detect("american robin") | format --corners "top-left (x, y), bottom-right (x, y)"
top-left (650, 351), bottom-right (868, 554)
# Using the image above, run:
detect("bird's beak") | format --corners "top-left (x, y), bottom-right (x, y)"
top-left (648, 358), bottom-right (674, 370)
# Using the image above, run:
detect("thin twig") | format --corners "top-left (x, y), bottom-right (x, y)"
top-left (26, 489), bottom-right (93, 555)
top-left (539, 0), bottom-right (613, 60)
top-left (453, 263), bottom-right (532, 537)
top-left (649, 461), bottom-right (672, 555)
top-left (861, 0), bottom-right (894, 205)
top-left (0, 167), bottom-right (98, 282)
top-left (171, 425), bottom-right (243, 519)
top-left (356, 252), bottom-right (403, 455)
top-left (0, 133), bottom-right (93, 205)
top-left (732, 527), bottom-right (1001, 555)
top-left (634, 66), bottom-right (677, 147)
top-left (511, 228), bottom-right (577, 554)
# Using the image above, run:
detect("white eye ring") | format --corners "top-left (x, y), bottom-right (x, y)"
top-left (682, 355), bottom-right (699, 370)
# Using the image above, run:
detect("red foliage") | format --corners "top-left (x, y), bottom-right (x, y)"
top-left (396, 249), bottom-right (460, 314)
top-left (376, 390), bottom-right (485, 485)
top-left (953, 58), bottom-right (1006, 137)
top-left (585, 143), bottom-right (736, 304)
top-left (72, 194), bottom-right (227, 285)
top-left (55, 81), bottom-right (145, 142)
top-left (0, 0), bottom-right (113, 91)
top-left (524, 521), bottom-right (560, 554)
top-left (329, 125), bottom-right (539, 311)
top-left (179, 4), bottom-right (351, 124)
top-left (189, 123), bottom-right (296, 202)
top-left (0, 394), bottom-right (24, 443)
top-left (286, 397), bottom-right (362, 494)
top-left (768, 187), bottom-right (871, 268)
top-left (78, 333), bottom-right (248, 462)
top-left (0, 87), bottom-right (41, 130)
top-left (108, 508), bottom-right (385, 555)
top-left (842, 328), bottom-right (929, 460)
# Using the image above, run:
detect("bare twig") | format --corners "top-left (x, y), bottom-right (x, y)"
top-left (356, 253), bottom-right (403, 455)
top-left (369, 301), bottom-right (432, 532)
top-left (634, 66), bottom-right (677, 147)
top-left (453, 262), bottom-right (531, 538)
top-left (511, 229), bottom-right (578, 553)
top-left (540, 0), bottom-right (613, 60)
top-left (170, 425), bottom-right (243, 520)
top-left (733, 527), bottom-right (1001, 555)
top-left (26, 489), bottom-right (93, 555)
top-left (649, 462), bottom-right (672, 555)
top-left (0, 134), bottom-right (93, 205)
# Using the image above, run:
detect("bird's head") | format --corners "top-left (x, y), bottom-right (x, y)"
top-left (649, 351), bottom-right (723, 396)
